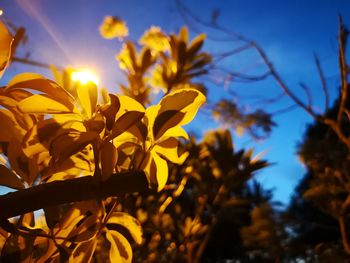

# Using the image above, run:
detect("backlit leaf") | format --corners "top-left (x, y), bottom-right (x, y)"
top-left (143, 150), bottom-right (168, 191)
top-left (100, 94), bottom-right (120, 130)
top-left (154, 137), bottom-right (189, 164)
top-left (100, 141), bottom-right (118, 181)
top-left (153, 110), bottom-right (185, 140)
top-left (76, 82), bottom-right (98, 118)
top-left (18, 94), bottom-right (74, 114)
top-left (108, 111), bottom-right (144, 140)
top-left (106, 230), bottom-right (133, 263)
top-left (6, 73), bottom-right (75, 109)
top-left (0, 20), bottom-right (13, 78)
top-left (50, 131), bottom-right (98, 164)
top-left (107, 212), bottom-right (143, 244)
top-left (71, 239), bottom-right (97, 262)
top-left (0, 164), bottom-right (24, 189)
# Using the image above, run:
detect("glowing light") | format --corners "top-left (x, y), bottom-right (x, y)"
top-left (71, 70), bottom-right (99, 85)
top-left (0, 10), bottom-right (3, 16)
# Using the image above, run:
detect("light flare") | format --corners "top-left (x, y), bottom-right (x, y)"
top-left (71, 69), bottom-right (99, 85)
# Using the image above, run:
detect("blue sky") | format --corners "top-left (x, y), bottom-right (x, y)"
top-left (1, 0), bottom-right (350, 205)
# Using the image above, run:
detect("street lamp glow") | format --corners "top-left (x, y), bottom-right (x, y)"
top-left (71, 69), bottom-right (99, 85)
top-left (0, 10), bottom-right (3, 16)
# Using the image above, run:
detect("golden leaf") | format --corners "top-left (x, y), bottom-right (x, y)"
top-left (76, 82), bottom-right (98, 118)
top-left (107, 212), bottom-right (143, 245)
top-left (99, 16), bottom-right (128, 40)
top-left (105, 230), bottom-right (133, 263)
top-left (0, 20), bottom-right (13, 78)
top-left (0, 164), bottom-right (24, 189)
top-left (18, 94), bottom-right (75, 114)
top-left (100, 141), bottom-right (118, 181)
top-left (154, 137), bottom-right (189, 164)
top-left (142, 150), bottom-right (168, 191)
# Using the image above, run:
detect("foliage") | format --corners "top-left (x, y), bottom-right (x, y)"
top-left (0, 18), bottom-right (206, 262)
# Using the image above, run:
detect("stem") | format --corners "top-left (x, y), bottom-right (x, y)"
top-left (0, 171), bottom-right (148, 220)
top-left (339, 215), bottom-right (350, 255)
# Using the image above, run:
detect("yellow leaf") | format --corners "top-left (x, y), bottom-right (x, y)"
top-left (151, 89), bottom-right (205, 140)
top-left (107, 212), bottom-right (143, 244)
top-left (100, 141), bottom-right (118, 181)
top-left (143, 150), bottom-right (168, 191)
top-left (158, 126), bottom-right (189, 140)
top-left (50, 130), bottom-right (98, 164)
top-left (117, 95), bottom-right (145, 117)
top-left (71, 239), bottom-right (97, 262)
top-left (108, 111), bottom-right (144, 140)
top-left (0, 20), bottom-right (13, 78)
top-left (18, 94), bottom-right (74, 114)
top-left (105, 230), bottom-right (133, 263)
top-left (154, 137), bottom-right (189, 164)
top-left (0, 164), bottom-right (24, 189)
top-left (99, 16), bottom-right (128, 39)
top-left (68, 214), bottom-right (99, 243)
top-left (100, 94), bottom-right (120, 130)
top-left (0, 109), bottom-right (24, 141)
top-left (76, 82), bottom-right (98, 118)
top-left (158, 88), bottom-right (205, 125)
top-left (6, 73), bottom-right (75, 109)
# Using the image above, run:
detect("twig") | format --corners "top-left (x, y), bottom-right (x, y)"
top-left (314, 53), bottom-right (330, 111)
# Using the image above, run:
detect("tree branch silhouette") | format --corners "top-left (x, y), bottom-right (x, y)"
top-left (0, 171), bottom-right (149, 220)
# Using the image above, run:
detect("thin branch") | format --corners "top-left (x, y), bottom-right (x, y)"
top-left (336, 16), bottom-right (349, 126)
top-left (314, 53), bottom-right (330, 110)
top-left (11, 56), bottom-right (63, 70)
top-left (299, 82), bottom-right (313, 110)
top-left (0, 171), bottom-right (149, 220)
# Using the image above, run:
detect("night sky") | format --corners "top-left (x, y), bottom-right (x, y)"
top-left (1, 0), bottom-right (350, 205)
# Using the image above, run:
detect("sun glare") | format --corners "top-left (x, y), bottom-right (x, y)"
top-left (71, 69), bottom-right (99, 85)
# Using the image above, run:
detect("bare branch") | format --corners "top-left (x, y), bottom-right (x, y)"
top-left (314, 53), bottom-right (330, 110)
top-left (299, 82), bottom-right (313, 110)
top-left (336, 16), bottom-right (349, 125)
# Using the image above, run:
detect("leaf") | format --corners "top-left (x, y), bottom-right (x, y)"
top-left (107, 212), bottom-right (143, 244)
top-left (108, 111), bottom-right (144, 140)
top-left (187, 34), bottom-right (206, 59)
top-left (158, 126), bottom-right (189, 140)
top-left (68, 214), bottom-right (99, 243)
top-left (18, 94), bottom-right (74, 114)
top-left (154, 137), bottom-right (189, 164)
top-left (0, 164), bottom-right (24, 189)
top-left (153, 110), bottom-right (185, 140)
top-left (178, 27), bottom-right (189, 44)
top-left (105, 230), bottom-right (133, 263)
top-left (50, 131), bottom-right (98, 164)
top-left (76, 82), bottom-right (98, 118)
top-left (0, 20), bottom-right (13, 78)
top-left (71, 239), bottom-right (97, 262)
top-left (100, 94), bottom-right (120, 130)
top-left (143, 150), bottom-right (168, 191)
top-left (158, 89), bottom-right (205, 125)
top-left (151, 89), bottom-right (205, 140)
top-left (0, 109), bottom-right (24, 141)
top-left (117, 95), bottom-right (145, 116)
top-left (6, 73), bottom-right (75, 108)
top-left (100, 141), bottom-right (118, 181)
top-left (99, 16), bottom-right (128, 39)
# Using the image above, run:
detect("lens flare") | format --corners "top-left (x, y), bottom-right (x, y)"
top-left (71, 70), bottom-right (99, 85)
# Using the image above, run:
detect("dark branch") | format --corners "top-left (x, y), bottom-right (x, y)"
top-left (0, 171), bottom-right (149, 220)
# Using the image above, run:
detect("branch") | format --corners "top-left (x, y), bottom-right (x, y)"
top-left (11, 56), bottom-right (63, 70)
top-left (314, 53), bottom-right (330, 110)
top-left (0, 171), bottom-right (149, 220)
top-left (337, 16), bottom-right (349, 126)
